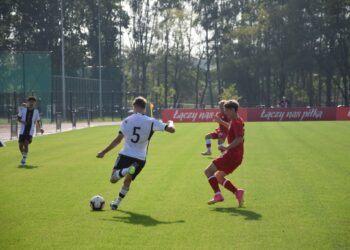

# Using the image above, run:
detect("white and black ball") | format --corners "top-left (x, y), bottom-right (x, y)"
top-left (90, 195), bottom-right (105, 211)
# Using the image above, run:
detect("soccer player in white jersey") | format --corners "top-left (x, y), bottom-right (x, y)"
top-left (17, 96), bottom-right (44, 166)
top-left (96, 96), bottom-right (175, 210)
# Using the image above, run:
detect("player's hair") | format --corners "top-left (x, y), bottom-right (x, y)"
top-left (27, 96), bottom-right (37, 102)
top-left (133, 96), bottom-right (147, 109)
top-left (224, 100), bottom-right (239, 112)
top-left (218, 100), bottom-right (226, 106)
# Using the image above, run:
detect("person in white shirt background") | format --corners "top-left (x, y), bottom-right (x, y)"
top-left (17, 96), bottom-right (44, 166)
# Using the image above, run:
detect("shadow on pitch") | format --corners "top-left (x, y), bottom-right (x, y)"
top-left (205, 156), bottom-right (215, 159)
top-left (211, 207), bottom-right (262, 221)
top-left (103, 210), bottom-right (185, 227)
top-left (17, 165), bottom-right (39, 169)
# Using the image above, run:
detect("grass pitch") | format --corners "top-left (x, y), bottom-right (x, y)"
top-left (0, 122), bottom-right (349, 249)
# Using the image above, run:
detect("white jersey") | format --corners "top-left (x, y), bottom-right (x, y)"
top-left (119, 113), bottom-right (167, 160)
top-left (18, 108), bottom-right (40, 136)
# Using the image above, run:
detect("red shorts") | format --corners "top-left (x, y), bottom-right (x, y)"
top-left (210, 130), bottom-right (227, 140)
top-left (212, 153), bottom-right (242, 174)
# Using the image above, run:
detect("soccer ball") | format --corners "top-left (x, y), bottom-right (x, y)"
top-left (90, 195), bottom-right (105, 211)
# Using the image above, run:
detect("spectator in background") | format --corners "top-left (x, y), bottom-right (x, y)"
top-left (17, 96), bottom-right (44, 166)
top-left (279, 96), bottom-right (289, 108)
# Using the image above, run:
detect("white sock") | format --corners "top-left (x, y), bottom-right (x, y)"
top-left (205, 139), bottom-right (211, 151)
top-left (115, 186), bottom-right (129, 205)
top-left (22, 152), bottom-right (27, 159)
top-left (113, 167), bottom-right (132, 181)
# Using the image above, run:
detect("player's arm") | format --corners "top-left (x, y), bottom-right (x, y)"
top-left (17, 117), bottom-right (25, 124)
top-left (36, 119), bottom-right (44, 134)
top-left (220, 136), bottom-right (244, 151)
top-left (219, 122), bottom-right (244, 151)
top-left (96, 132), bottom-right (124, 158)
top-left (165, 120), bottom-right (175, 133)
top-left (214, 114), bottom-right (229, 128)
top-left (153, 119), bottom-right (175, 133)
top-left (17, 113), bottom-right (25, 124)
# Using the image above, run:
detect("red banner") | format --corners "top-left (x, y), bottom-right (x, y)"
top-left (162, 107), bottom-right (350, 122)
top-left (336, 107), bottom-right (350, 120)
top-left (247, 107), bottom-right (336, 121)
top-left (162, 108), bottom-right (248, 122)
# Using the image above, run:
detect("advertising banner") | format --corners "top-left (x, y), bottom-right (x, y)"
top-left (247, 107), bottom-right (336, 121)
top-left (162, 108), bottom-right (248, 122)
top-left (336, 107), bottom-right (350, 120)
top-left (162, 107), bottom-right (349, 122)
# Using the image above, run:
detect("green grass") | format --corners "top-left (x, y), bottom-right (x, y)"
top-left (0, 122), bottom-right (349, 249)
top-left (0, 118), bottom-right (10, 124)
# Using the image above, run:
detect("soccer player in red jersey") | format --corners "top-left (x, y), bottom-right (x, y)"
top-left (201, 100), bottom-right (230, 156)
top-left (203, 99), bottom-right (245, 207)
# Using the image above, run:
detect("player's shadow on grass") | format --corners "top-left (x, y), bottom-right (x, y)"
top-left (17, 165), bottom-right (39, 169)
top-left (105, 210), bottom-right (185, 227)
top-left (212, 207), bottom-right (262, 221)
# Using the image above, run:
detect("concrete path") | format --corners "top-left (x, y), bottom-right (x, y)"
top-left (0, 121), bottom-right (120, 142)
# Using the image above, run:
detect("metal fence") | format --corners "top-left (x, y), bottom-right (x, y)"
top-left (0, 89), bottom-right (161, 124)
top-left (52, 75), bottom-right (125, 121)
top-left (0, 52), bottom-right (162, 123)
top-left (1, 77), bottom-right (126, 122)
top-left (0, 51), bottom-right (52, 116)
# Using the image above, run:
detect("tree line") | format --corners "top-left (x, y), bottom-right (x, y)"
top-left (1, 0), bottom-right (349, 107)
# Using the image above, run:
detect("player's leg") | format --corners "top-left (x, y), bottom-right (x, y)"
top-left (215, 170), bottom-right (238, 192)
top-left (19, 142), bottom-right (25, 165)
top-left (204, 163), bottom-right (224, 204)
top-left (18, 141), bottom-right (23, 152)
top-left (110, 155), bottom-right (136, 183)
top-left (215, 169), bottom-right (245, 207)
top-left (110, 174), bottom-right (132, 210)
top-left (20, 139), bottom-right (30, 165)
top-left (18, 141), bottom-right (24, 155)
top-left (110, 167), bottom-right (135, 183)
top-left (110, 160), bottom-right (145, 210)
top-left (18, 136), bottom-right (25, 165)
top-left (202, 134), bottom-right (214, 155)
top-left (214, 170), bottom-right (225, 185)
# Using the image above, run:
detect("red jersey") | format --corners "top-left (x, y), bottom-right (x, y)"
top-left (218, 113), bottom-right (230, 133)
top-left (227, 117), bottom-right (245, 158)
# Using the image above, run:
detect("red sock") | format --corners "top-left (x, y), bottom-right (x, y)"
top-left (208, 176), bottom-right (220, 193)
top-left (223, 179), bottom-right (237, 194)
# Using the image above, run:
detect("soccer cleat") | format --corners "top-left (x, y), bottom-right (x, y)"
top-left (128, 166), bottom-right (136, 175)
top-left (110, 201), bottom-right (119, 210)
top-left (20, 158), bottom-right (26, 166)
top-left (201, 151), bottom-right (212, 156)
top-left (235, 189), bottom-right (245, 207)
top-left (207, 193), bottom-right (224, 205)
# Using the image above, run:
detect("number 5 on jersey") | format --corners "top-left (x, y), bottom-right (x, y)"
top-left (131, 127), bottom-right (141, 143)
